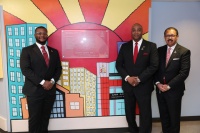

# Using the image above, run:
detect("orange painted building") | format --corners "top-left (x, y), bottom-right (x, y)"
top-left (21, 84), bottom-right (84, 119)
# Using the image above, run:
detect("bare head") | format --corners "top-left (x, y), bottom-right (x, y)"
top-left (131, 23), bottom-right (143, 42)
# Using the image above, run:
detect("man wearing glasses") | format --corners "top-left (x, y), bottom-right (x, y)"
top-left (154, 27), bottom-right (191, 133)
top-left (20, 26), bottom-right (62, 133)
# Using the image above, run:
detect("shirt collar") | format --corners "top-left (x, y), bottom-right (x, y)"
top-left (36, 42), bottom-right (47, 49)
top-left (167, 43), bottom-right (177, 50)
top-left (132, 38), bottom-right (143, 46)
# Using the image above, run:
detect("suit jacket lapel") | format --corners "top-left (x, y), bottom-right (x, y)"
top-left (126, 41), bottom-right (133, 61)
top-left (135, 40), bottom-right (146, 63)
top-left (47, 46), bottom-right (53, 67)
top-left (166, 44), bottom-right (180, 67)
top-left (33, 44), bottom-right (44, 59)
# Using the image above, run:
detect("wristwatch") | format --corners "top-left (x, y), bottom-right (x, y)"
top-left (50, 80), bottom-right (55, 84)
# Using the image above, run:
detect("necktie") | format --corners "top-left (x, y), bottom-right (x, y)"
top-left (41, 46), bottom-right (49, 66)
top-left (166, 47), bottom-right (171, 66)
top-left (133, 42), bottom-right (138, 64)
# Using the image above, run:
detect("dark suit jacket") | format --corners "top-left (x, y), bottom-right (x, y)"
top-left (20, 44), bottom-right (62, 96)
top-left (154, 44), bottom-right (191, 96)
top-left (116, 39), bottom-right (159, 94)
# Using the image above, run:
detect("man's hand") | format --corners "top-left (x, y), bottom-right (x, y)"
top-left (43, 80), bottom-right (54, 90)
top-left (127, 76), bottom-right (139, 87)
top-left (163, 84), bottom-right (170, 91)
top-left (157, 83), bottom-right (169, 92)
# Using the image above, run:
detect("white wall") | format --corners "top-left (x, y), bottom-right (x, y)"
top-left (0, 6), bottom-right (10, 131)
top-left (150, 2), bottom-right (200, 117)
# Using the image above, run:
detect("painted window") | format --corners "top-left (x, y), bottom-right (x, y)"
top-left (15, 39), bottom-right (20, 47)
top-left (19, 108), bottom-right (22, 116)
top-left (14, 28), bottom-right (19, 35)
top-left (22, 39), bottom-right (25, 47)
top-left (18, 86), bottom-right (23, 94)
top-left (9, 38), bottom-right (13, 46)
top-left (11, 85), bottom-right (16, 94)
top-left (11, 97), bottom-right (16, 104)
top-left (8, 27), bottom-right (12, 36)
top-left (16, 59), bottom-right (20, 68)
top-left (10, 72), bottom-right (15, 81)
top-left (29, 38), bottom-right (33, 45)
top-left (28, 27), bottom-right (33, 35)
top-left (12, 108), bottom-right (17, 116)
top-left (16, 72), bottom-right (21, 82)
top-left (9, 49), bottom-right (14, 56)
top-left (70, 102), bottom-right (80, 110)
top-left (19, 96), bottom-right (23, 104)
top-left (20, 27), bottom-right (25, 35)
top-left (10, 59), bottom-right (14, 67)
top-left (16, 50), bottom-right (20, 57)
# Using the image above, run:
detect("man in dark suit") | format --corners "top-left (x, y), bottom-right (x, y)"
top-left (116, 23), bottom-right (159, 133)
top-left (20, 26), bottom-right (62, 133)
top-left (154, 27), bottom-right (191, 133)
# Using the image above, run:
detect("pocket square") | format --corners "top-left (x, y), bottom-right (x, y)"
top-left (143, 53), bottom-right (148, 56)
top-left (173, 58), bottom-right (180, 60)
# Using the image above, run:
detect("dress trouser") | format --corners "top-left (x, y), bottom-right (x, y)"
top-left (124, 90), bottom-right (152, 133)
top-left (157, 92), bottom-right (183, 133)
top-left (27, 93), bottom-right (56, 133)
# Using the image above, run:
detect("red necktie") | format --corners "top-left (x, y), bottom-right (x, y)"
top-left (166, 47), bottom-right (171, 66)
top-left (133, 42), bottom-right (138, 64)
top-left (41, 46), bottom-right (49, 66)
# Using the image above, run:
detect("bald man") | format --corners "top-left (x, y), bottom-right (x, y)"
top-left (116, 23), bottom-right (158, 133)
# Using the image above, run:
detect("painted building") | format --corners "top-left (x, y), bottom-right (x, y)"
top-left (97, 62), bottom-right (125, 116)
top-left (60, 61), bottom-right (70, 90)
top-left (70, 68), bottom-right (96, 116)
top-left (56, 84), bottom-right (84, 117)
top-left (21, 84), bottom-right (84, 119)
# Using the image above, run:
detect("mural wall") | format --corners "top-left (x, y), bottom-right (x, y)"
top-left (1, 0), bottom-right (151, 128)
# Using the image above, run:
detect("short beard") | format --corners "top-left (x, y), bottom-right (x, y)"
top-left (36, 39), bottom-right (47, 45)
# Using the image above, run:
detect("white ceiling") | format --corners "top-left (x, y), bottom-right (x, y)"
top-left (152, 0), bottom-right (200, 1)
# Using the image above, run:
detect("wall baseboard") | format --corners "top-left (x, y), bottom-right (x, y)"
top-left (153, 116), bottom-right (200, 122)
top-left (1, 116), bottom-right (199, 132)
top-left (11, 116), bottom-right (139, 132)
top-left (0, 116), bottom-right (7, 131)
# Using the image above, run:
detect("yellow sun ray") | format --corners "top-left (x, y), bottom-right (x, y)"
top-left (102, 0), bottom-right (145, 30)
top-left (1, 0), bottom-right (56, 35)
top-left (59, 0), bottom-right (85, 24)
top-left (143, 33), bottom-right (148, 40)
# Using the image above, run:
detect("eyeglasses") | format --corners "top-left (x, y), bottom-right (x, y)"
top-left (35, 32), bottom-right (48, 36)
top-left (165, 34), bottom-right (177, 38)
